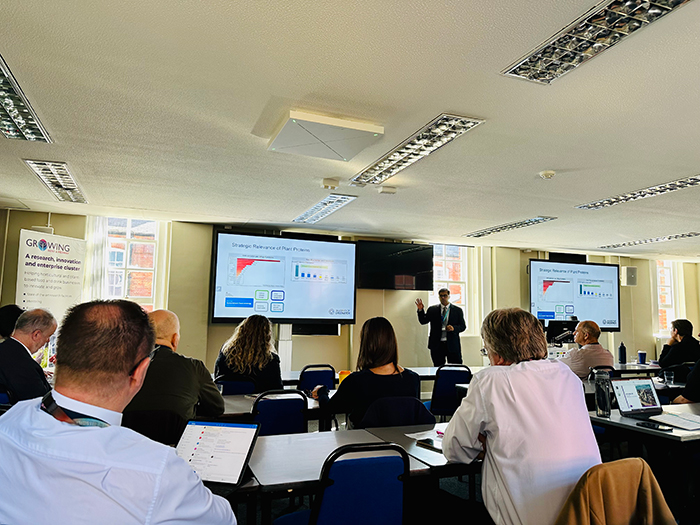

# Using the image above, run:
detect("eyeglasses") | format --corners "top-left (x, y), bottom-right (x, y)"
top-left (439, 294), bottom-right (449, 298)
top-left (128, 347), bottom-right (158, 376)
top-left (479, 347), bottom-right (488, 356)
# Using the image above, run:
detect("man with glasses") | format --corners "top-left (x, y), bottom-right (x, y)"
top-left (0, 300), bottom-right (236, 524)
top-left (558, 320), bottom-right (613, 379)
top-left (443, 308), bottom-right (600, 525)
top-left (416, 288), bottom-right (466, 366)
top-left (0, 308), bottom-right (56, 403)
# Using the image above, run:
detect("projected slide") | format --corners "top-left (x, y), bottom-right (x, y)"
top-left (530, 260), bottom-right (620, 330)
top-left (212, 232), bottom-right (356, 323)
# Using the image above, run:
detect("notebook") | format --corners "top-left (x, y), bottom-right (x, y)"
top-left (612, 378), bottom-right (700, 431)
top-left (176, 421), bottom-right (260, 487)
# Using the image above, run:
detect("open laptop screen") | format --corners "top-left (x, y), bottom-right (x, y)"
top-left (176, 421), bottom-right (259, 486)
top-left (611, 378), bottom-right (663, 418)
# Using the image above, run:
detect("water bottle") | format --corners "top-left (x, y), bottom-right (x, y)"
top-left (594, 370), bottom-right (612, 417)
top-left (618, 341), bottom-right (626, 364)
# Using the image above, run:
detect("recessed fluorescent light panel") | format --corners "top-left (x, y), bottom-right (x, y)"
top-left (503, 0), bottom-right (694, 85)
top-left (600, 232), bottom-right (700, 249)
top-left (24, 160), bottom-right (87, 203)
top-left (349, 114), bottom-right (483, 186)
top-left (0, 55), bottom-right (51, 142)
top-left (576, 175), bottom-right (700, 210)
top-left (292, 194), bottom-right (357, 224)
top-left (463, 216), bottom-right (557, 238)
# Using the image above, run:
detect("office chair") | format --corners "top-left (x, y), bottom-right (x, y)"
top-left (358, 396), bottom-right (435, 429)
top-left (297, 364), bottom-right (335, 393)
top-left (121, 409), bottom-right (188, 446)
top-left (215, 379), bottom-right (256, 395)
top-left (274, 442), bottom-right (410, 525)
top-left (554, 458), bottom-right (675, 525)
top-left (425, 364), bottom-right (472, 418)
top-left (252, 389), bottom-right (308, 436)
top-left (657, 361), bottom-right (695, 384)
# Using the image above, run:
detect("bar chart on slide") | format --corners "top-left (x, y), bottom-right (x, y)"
top-left (290, 258), bottom-right (348, 284)
top-left (227, 255), bottom-right (285, 287)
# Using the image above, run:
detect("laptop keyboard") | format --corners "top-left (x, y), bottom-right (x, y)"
top-left (650, 412), bottom-right (700, 431)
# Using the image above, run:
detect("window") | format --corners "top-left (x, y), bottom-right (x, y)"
top-left (656, 260), bottom-right (675, 334)
top-left (105, 218), bottom-right (158, 312)
top-left (429, 245), bottom-right (468, 326)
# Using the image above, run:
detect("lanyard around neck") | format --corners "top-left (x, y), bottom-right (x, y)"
top-left (40, 392), bottom-right (109, 428)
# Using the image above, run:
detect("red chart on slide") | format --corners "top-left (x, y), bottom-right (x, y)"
top-left (539, 279), bottom-right (573, 302)
top-left (236, 258), bottom-right (280, 276)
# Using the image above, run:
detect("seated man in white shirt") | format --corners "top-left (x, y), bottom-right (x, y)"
top-left (558, 320), bottom-right (614, 379)
top-left (0, 299), bottom-right (236, 525)
top-left (443, 308), bottom-right (601, 525)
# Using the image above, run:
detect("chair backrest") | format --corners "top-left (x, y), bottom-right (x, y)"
top-left (554, 458), bottom-right (675, 525)
top-left (297, 364), bottom-right (335, 393)
top-left (216, 380), bottom-right (256, 395)
top-left (429, 365), bottom-right (472, 416)
top-left (0, 392), bottom-right (10, 405)
top-left (121, 409), bottom-right (188, 446)
top-left (0, 403), bottom-right (12, 416)
top-left (358, 396), bottom-right (436, 429)
top-left (310, 442), bottom-right (409, 525)
top-left (587, 365), bottom-right (618, 381)
top-left (252, 389), bottom-right (307, 436)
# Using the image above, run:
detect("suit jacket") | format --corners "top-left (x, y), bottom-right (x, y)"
top-left (417, 303), bottom-right (466, 353)
top-left (124, 345), bottom-right (224, 421)
top-left (0, 337), bottom-right (51, 403)
top-left (554, 458), bottom-right (675, 525)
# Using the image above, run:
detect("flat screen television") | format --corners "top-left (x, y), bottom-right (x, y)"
top-left (356, 241), bottom-right (433, 290)
top-left (210, 231), bottom-right (356, 324)
top-left (529, 259), bottom-right (620, 332)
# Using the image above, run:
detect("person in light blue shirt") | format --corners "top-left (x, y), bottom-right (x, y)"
top-left (0, 299), bottom-right (236, 525)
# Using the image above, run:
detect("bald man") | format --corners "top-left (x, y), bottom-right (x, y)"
top-left (0, 308), bottom-right (56, 402)
top-left (124, 309), bottom-right (223, 422)
top-left (557, 320), bottom-right (613, 379)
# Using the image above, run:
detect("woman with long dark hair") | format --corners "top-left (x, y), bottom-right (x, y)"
top-left (214, 314), bottom-right (283, 393)
top-left (312, 316), bottom-right (420, 427)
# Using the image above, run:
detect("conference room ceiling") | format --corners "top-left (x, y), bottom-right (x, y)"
top-left (2, 0), bottom-right (700, 259)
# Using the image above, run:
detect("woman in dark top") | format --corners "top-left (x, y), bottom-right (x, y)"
top-left (312, 316), bottom-right (420, 427)
top-left (214, 315), bottom-right (283, 393)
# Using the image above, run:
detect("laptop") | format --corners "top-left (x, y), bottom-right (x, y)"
top-left (175, 421), bottom-right (260, 487)
top-left (611, 378), bottom-right (700, 431)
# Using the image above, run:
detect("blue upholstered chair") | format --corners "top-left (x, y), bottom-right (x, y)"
top-left (425, 364), bottom-right (472, 418)
top-left (252, 389), bottom-right (308, 436)
top-left (274, 442), bottom-right (410, 525)
top-left (215, 380), bottom-right (256, 395)
top-left (359, 396), bottom-right (436, 429)
top-left (297, 364), bottom-right (335, 393)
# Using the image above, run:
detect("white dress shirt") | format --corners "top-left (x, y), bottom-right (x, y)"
top-left (0, 391), bottom-right (236, 525)
top-left (443, 360), bottom-right (600, 525)
top-left (558, 343), bottom-right (614, 379)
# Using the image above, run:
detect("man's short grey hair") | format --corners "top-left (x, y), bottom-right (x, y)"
top-left (481, 308), bottom-right (547, 363)
top-left (13, 309), bottom-right (56, 335)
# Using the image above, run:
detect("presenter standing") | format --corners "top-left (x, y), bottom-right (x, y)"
top-left (416, 288), bottom-right (466, 366)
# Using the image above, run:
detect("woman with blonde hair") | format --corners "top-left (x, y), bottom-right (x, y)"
top-left (214, 314), bottom-right (283, 393)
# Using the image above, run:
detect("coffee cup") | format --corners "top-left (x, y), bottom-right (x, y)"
top-left (637, 351), bottom-right (647, 364)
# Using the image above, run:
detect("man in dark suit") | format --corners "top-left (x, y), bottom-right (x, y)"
top-left (0, 308), bottom-right (56, 402)
top-left (416, 288), bottom-right (466, 366)
top-left (124, 309), bottom-right (224, 422)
